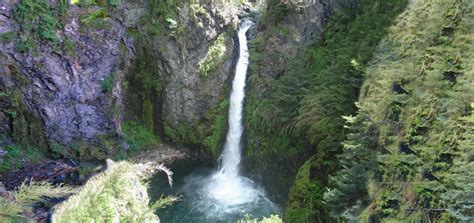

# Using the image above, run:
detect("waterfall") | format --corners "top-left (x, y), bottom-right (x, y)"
top-left (160, 20), bottom-right (280, 221)
top-left (219, 19), bottom-right (252, 179)
top-left (206, 20), bottom-right (260, 206)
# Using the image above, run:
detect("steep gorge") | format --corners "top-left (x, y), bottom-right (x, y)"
top-left (0, 0), bottom-right (472, 222)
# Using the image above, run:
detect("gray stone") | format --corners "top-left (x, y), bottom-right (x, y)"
top-left (0, 0), bottom-right (241, 146)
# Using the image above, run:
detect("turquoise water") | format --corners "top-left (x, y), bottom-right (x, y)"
top-left (149, 160), bottom-right (281, 223)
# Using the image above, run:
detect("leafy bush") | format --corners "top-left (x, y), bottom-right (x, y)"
top-left (51, 160), bottom-right (177, 223)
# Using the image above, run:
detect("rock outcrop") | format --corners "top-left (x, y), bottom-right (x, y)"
top-left (0, 0), bottom-right (239, 153)
top-left (1, 1), bottom-right (123, 145)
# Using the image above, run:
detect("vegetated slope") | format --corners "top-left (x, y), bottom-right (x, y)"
top-left (325, 0), bottom-right (473, 221)
top-left (244, 0), bottom-right (407, 221)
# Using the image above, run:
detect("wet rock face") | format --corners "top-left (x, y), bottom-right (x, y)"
top-left (0, 1), bottom-right (125, 144)
top-left (0, 0), bottom-right (240, 146)
top-left (149, 3), bottom-right (239, 127)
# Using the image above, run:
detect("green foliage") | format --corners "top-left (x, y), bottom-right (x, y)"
top-left (101, 74), bottom-right (115, 93)
top-left (51, 160), bottom-right (177, 223)
top-left (0, 32), bottom-right (15, 43)
top-left (261, 0), bottom-right (292, 25)
top-left (245, 0), bottom-right (407, 221)
top-left (166, 17), bottom-right (186, 39)
top-left (326, 0), bottom-right (474, 221)
top-left (80, 8), bottom-right (110, 30)
top-left (0, 182), bottom-right (74, 222)
top-left (323, 112), bottom-right (378, 218)
top-left (14, 37), bottom-right (36, 53)
top-left (74, 0), bottom-right (119, 7)
top-left (238, 214), bottom-right (283, 223)
top-left (285, 159), bottom-right (327, 223)
top-left (122, 121), bottom-right (161, 154)
top-left (284, 0), bottom-right (407, 221)
top-left (0, 142), bottom-right (43, 173)
top-left (202, 99), bottom-right (229, 159)
top-left (13, 0), bottom-right (69, 46)
top-left (141, 0), bottom-right (180, 36)
top-left (199, 34), bottom-right (228, 77)
top-left (441, 103), bottom-right (474, 221)
top-left (0, 76), bottom-right (49, 152)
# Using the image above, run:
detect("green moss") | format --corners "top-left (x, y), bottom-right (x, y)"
top-left (0, 79), bottom-right (48, 152)
top-left (80, 8), bottom-right (110, 30)
top-left (199, 34), bottom-right (228, 77)
top-left (101, 74), bottom-right (115, 94)
top-left (164, 124), bottom-right (199, 146)
top-left (13, 0), bottom-right (69, 50)
top-left (14, 37), bottom-right (36, 53)
top-left (0, 32), bottom-right (15, 43)
top-left (161, 98), bottom-right (229, 160)
top-left (41, 121), bottom-right (157, 163)
top-left (122, 121), bottom-right (160, 154)
top-left (49, 135), bottom-right (123, 161)
top-left (202, 99), bottom-right (229, 159)
top-left (284, 159), bottom-right (326, 223)
top-left (0, 63), bottom-right (48, 173)
top-left (124, 31), bottom-right (162, 136)
top-left (0, 140), bottom-right (45, 173)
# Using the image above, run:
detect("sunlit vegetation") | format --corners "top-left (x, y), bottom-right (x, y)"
top-left (199, 34), bottom-right (228, 77)
top-left (325, 0), bottom-right (474, 221)
top-left (238, 214), bottom-right (283, 223)
top-left (52, 160), bottom-right (177, 223)
top-left (0, 182), bottom-right (74, 222)
top-left (245, 0), bottom-right (408, 221)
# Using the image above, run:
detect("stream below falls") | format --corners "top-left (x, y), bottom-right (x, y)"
top-left (149, 160), bottom-right (281, 223)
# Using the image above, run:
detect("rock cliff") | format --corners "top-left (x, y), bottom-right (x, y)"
top-left (0, 0), bottom-right (239, 157)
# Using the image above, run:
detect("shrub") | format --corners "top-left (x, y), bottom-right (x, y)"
top-left (51, 160), bottom-right (177, 223)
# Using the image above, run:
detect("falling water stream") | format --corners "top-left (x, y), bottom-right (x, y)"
top-left (206, 19), bottom-right (261, 206)
top-left (150, 20), bottom-right (280, 222)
